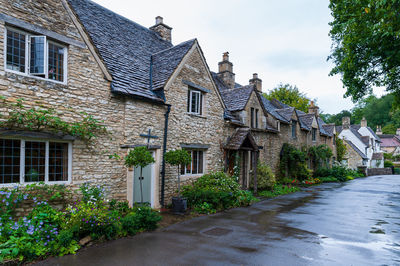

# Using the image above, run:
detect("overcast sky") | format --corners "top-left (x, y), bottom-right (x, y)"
top-left (91, 0), bottom-right (366, 114)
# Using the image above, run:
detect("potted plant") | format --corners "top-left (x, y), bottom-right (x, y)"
top-left (165, 149), bottom-right (191, 214)
top-left (124, 146), bottom-right (155, 204)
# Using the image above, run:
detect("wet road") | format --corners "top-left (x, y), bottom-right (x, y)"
top-left (40, 175), bottom-right (400, 266)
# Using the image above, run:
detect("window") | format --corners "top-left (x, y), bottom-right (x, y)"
top-left (291, 120), bottom-right (297, 138)
top-left (333, 134), bottom-right (336, 145)
top-left (250, 108), bottom-right (259, 129)
top-left (181, 150), bottom-right (204, 175)
top-left (0, 139), bottom-right (71, 185)
top-left (187, 89), bottom-right (202, 115)
top-left (5, 28), bottom-right (67, 82)
top-left (312, 128), bottom-right (317, 141)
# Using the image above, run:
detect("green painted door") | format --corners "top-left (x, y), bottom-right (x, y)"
top-left (133, 162), bottom-right (153, 205)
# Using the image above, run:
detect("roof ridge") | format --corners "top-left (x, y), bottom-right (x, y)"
top-left (152, 39), bottom-right (196, 56)
top-left (81, 0), bottom-right (170, 44)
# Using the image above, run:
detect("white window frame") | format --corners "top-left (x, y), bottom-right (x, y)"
top-left (181, 150), bottom-right (205, 176)
top-left (188, 90), bottom-right (202, 115)
top-left (4, 27), bottom-right (68, 84)
top-left (0, 138), bottom-right (72, 187)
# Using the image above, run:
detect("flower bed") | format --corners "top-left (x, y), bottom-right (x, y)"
top-left (0, 183), bottom-right (161, 263)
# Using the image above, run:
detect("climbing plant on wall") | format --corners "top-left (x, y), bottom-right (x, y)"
top-left (279, 143), bottom-right (311, 181)
top-left (336, 138), bottom-right (347, 162)
top-left (308, 145), bottom-right (333, 169)
top-left (0, 96), bottom-right (108, 143)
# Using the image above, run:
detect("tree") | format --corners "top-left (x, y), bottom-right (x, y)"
top-left (382, 124), bottom-right (397, 134)
top-left (164, 149), bottom-right (192, 197)
top-left (328, 0), bottom-right (400, 102)
top-left (124, 146), bottom-right (155, 204)
top-left (263, 83), bottom-right (312, 113)
top-left (336, 138), bottom-right (347, 162)
top-left (323, 110), bottom-right (352, 126)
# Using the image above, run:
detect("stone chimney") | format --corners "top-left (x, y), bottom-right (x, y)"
top-left (218, 52), bottom-right (235, 89)
top-left (342, 116), bottom-right (351, 130)
top-left (396, 128), bottom-right (400, 136)
top-left (360, 117), bottom-right (367, 127)
top-left (308, 101), bottom-right (319, 117)
top-left (249, 73), bottom-right (262, 92)
top-left (150, 16), bottom-right (172, 42)
top-left (376, 126), bottom-right (382, 135)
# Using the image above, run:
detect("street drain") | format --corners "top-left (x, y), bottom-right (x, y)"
top-left (202, 227), bottom-right (232, 236)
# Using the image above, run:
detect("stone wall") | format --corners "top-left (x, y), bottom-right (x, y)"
top-left (367, 168), bottom-right (393, 176)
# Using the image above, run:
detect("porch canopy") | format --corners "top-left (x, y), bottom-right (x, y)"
top-left (225, 128), bottom-right (259, 151)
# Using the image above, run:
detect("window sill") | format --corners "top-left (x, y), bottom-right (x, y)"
top-left (180, 174), bottom-right (203, 181)
top-left (5, 69), bottom-right (67, 86)
top-left (0, 181), bottom-right (71, 187)
top-left (187, 113), bottom-right (207, 119)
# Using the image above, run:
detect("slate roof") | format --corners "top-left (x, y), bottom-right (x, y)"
top-left (337, 124), bottom-right (378, 143)
top-left (317, 117), bottom-right (330, 136)
top-left (361, 136), bottom-right (370, 147)
top-left (275, 107), bottom-right (295, 123)
top-left (371, 152), bottom-right (384, 160)
top-left (345, 140), bottom-right (368, 159)
top-left (379, 135), bottom-right (400, 147)
top-left (297, 112), bottom-right (314, 131)
top-left (322, 124), bottom-right (335, 136)
top-left (211, 73), bottom-right (254, 112)
top-left (152, 39), bottom-right (196, 90)
top-left (225, 128), bottom-right (258, 150)
top-left (366, 127), bottom-right (381, 142)
top-left (68, 0), bottom-right (195, 101)
top-left (258, 96), bottom-right (288, 122)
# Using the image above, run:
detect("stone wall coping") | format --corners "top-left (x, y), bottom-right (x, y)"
top-left (0, 130), bottom-right (76, 141)
top-left (120, 144), bottom-right (161, 150)
top-left (183, 79), bottom-right (211, 93)
top-left (0, 13), bottom-right (86, 48)
top-left (180, 143), bottom-right (210, 150)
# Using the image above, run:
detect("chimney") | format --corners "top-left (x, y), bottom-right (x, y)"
top-left (218, 52), bottom-right (235, 89)
top-left (249, 73), bottom-right (262, 92)
top-left (308, 101), bottom-right (319, 117)
top-left (360, 117), bottom-right (367, 127)
top-left (342, 116), bottom-right (351, 130)
top-left (376, 126), bottom-right (382, 135)
top-left (150, 16), bottom-right (172, 42)
top-left (396, 128), bottom-right (400, 136)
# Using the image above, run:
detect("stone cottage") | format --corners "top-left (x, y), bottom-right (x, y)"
top-left (376, 127), bottom-right (400, 156)
top-left (0, 0), bottom-right (340, 208)
top-left (336, 117), bottom-right (383, 169)
top-left (0, 0), bottom-right (226, 208)
top-left (212, 53), bottom-right (337, 187)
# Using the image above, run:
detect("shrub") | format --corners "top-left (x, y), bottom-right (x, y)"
top-left (384, 160), bottom-right (394, 167)
top-left (121, 206), bottom-right (161, 234)
top-left (318, 176), bottom-right (339, 183)
top-left (258, 184), bottom-right (300, 198)
top-left (250, 162), bottom-right (276, 190)
top-left (182, 172), bottom-right (257, 213)
top-left (79, 183), bottom-right (105, 204)
top-left (279, 143), bottom-right (311, 181)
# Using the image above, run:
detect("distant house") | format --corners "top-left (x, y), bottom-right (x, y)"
top-left (376, 127), bottom-right (400, 156)
top-left (336, 117), bottom-right (383, 169)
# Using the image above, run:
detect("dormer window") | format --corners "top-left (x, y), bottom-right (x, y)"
top-left (187, 89), bottom-right (202, 115)
top-left (291, 120), bottom-right (297, 138)
top-left (312, 128), bottom-right (317, 141)
top-left (250, 108), bottom-right (259, 128)
top-left (5, 27), bottom-right (67, 83)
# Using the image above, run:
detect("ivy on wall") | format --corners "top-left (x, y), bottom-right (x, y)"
top-left (308, 144), bottom-right (333, 169)
top-left (336, 138), bottom-right (347, 162)
top-left (0, 96), bottom-right (108, 143)
top-left (279, 143), bottom-right (311, 181)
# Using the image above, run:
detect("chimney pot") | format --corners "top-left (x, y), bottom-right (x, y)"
top-left (396, 128), bottom-right (400, 136)
top-left (249, 73), bottom-right (262, 92)
top-left (308, 101), bottom-right (319, 117)
top-left (218, 52), bottom-right (235, 89)
top-left (360, 117), bottom-right (367, 128)
top-left (155, 16), bottom-right (163, 24)
top-left (150, 16), bottom-right (172, 42)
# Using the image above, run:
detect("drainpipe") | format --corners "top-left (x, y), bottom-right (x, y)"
top-left (160, 104), bottom-right (171, 207)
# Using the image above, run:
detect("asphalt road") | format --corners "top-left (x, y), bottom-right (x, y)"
top-left (39, 175), bottom-right (400, 266)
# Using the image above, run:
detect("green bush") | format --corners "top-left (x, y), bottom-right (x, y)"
top-left (182, 172), bottom-right (257, 213)
top-left (258, 184), bottom-right (300, 198)
top-left (0, 183), bottom-right (162, 263)
top-left (313, 166), bottom-right (362, 182)
top-left (250, 162), bottom-right (276, 190)
top-left (279, 143), bottom-right (311, 181)
top-left (384, 160), bottom-right (394, 167)
top-left (394, 168), bottom-right (400, 174)
top-left (318, 176), bottom-right (339, 183)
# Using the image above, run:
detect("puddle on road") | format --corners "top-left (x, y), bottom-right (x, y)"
top-left (370, 228), bottom-right (385, 234)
